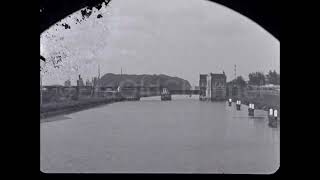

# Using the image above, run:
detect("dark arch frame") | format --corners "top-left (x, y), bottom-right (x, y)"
top-left (40, 0), bottom-right (279, 40)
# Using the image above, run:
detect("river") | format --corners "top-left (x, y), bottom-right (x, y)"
top-left (40, 95), bottom-right (279, 174)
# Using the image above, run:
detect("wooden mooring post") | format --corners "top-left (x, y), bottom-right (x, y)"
top-left (248, 103), bottom-right (255, 116)
top-left (236, 100), bottom-right (241, 110)
top-left (268, 108), bottom-right (279, 128)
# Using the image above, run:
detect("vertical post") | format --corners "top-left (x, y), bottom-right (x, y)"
top-left (76, 85), bottom-right (79, 100)
top-left (91, 77), bottom-right (93, 97)
top-left (40, 71), bottom-right (42, 105)
top-left (98, 64), bottom-right (100, 80)
top-left (76, 74), bottom-right (80, 100)
top-left (269, 108), bottom-right (273, 116)
top-left (234, 64), bottom-right (236, 81)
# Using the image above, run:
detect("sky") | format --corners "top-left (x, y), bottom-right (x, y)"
top-left (40, 0), bottom-right (280, 86)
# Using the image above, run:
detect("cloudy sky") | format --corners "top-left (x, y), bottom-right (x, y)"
top-left (40, 0), bottom-right (280, 86)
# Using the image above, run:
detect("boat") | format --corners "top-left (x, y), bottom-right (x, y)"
top-left (161, 88), bottom-right (172, 101)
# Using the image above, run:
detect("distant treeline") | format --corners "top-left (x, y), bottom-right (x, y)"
top-left (99, 73), bottom-right (192, 90)
top-left (229, 70), bottom-right (280, 86)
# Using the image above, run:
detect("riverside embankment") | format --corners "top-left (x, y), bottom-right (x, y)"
top-left (40, 97), bottom-right (128, 122)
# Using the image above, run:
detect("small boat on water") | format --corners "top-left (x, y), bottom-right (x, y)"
top-left (161, 88), bottom-right (172, 101)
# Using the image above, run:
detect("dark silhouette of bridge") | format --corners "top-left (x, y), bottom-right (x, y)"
top-left (42, 85), bottom-right (199, 102)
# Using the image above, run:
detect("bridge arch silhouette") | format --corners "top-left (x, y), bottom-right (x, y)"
top-left (40, 0), bottom-right (279, 40)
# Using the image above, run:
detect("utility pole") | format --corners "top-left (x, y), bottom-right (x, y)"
top-left (233, 64), bottom-right (237, 99)
top-left (234, 64), bottom-right (237, 80)
top-left (96, 64), bottom-right (100, 97)
top-left (76, 74), bottom-right (80, 100)
top-left (98, 64), bottom-right (100, 81)
top-left (120, 67), bottom-right (122, 85)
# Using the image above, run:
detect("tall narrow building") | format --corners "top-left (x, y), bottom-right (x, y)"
top-left (199, 72), bottom-right (227, 101)
top-left (210, 72), bottom-right (227, 101)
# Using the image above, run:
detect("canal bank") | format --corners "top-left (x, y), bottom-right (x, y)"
top-left (239, 94), bottom-right (280, 119)
top-left (40, 97), bottom-right (127, 121)
top-left (40, 95), bottom-right (195, 122)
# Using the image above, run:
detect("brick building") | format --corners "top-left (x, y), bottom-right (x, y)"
top-left (210, 73), bottom-right (227, 101)
top-left (199, 72), bottom-right (227, 101)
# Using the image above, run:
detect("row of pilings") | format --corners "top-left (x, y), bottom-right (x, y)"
top-left (227, 98), bottom-right (280, 128)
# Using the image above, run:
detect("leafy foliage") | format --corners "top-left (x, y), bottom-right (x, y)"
top-left (248, 72), bottom-right (266, 85)
top-left (229, 76), bottom-right (247, 87)
top-left (266, 70), bottom-right (280, 85)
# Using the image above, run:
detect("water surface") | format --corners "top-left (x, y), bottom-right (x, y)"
top-left (41, 95), bottom-right (279, 173)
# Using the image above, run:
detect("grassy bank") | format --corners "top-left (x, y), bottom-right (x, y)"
top-left (40, 97), bottom-right (125, 121)
top-left (239, 94), bottom-right (280, 119)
